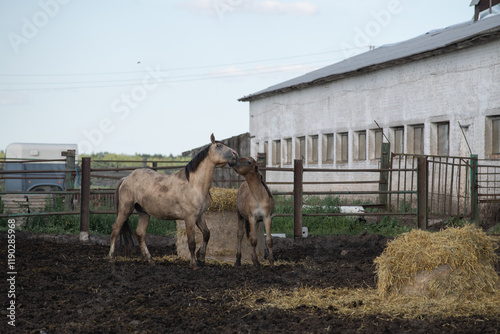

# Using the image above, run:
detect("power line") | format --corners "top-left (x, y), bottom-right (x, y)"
top-left (0, 47), bottom-right (371, 78)
top-left (0, 58), bottom-right (345, 91)
top-left (0, 62), bottom-right (329, 91)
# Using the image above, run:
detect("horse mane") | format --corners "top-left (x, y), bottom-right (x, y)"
top-left (258, 166), bottom-right (273, 199)
top-left (184, 144), bottom-right (211, 181)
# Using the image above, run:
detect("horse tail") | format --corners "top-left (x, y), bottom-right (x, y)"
top-left (115, 178), bottom-right (135, 250)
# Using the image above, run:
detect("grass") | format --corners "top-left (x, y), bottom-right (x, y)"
top-left (6, 196), bottom-right (176, 236)
top-left (272, 195), bottom-right (413, 238)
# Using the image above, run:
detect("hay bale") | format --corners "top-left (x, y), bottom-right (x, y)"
top-left (374, 225), bottom-right (500, 299)
top-left (207, 187), bottom-right (238, 212)
top-left (176, 212), bottom-right (265, 264)
top-left (176, 187), bottom-right (265, 264)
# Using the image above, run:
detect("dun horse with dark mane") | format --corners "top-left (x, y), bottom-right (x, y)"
top-left (108, 134), bottom-right (238, 269)
top-left (232, 157), bottom-right (275, 267)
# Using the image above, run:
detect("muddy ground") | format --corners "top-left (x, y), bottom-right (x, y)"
top-left (1, 231), bottom-right (499, 333)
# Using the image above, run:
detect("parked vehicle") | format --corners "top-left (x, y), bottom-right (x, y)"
top-left (4, 143), bottom-right (78, 192)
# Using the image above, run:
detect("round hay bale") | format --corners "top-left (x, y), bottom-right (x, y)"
top-left (176, 187), bottom-right (265, 264)
top-left (374, 225), bottom-right (500, 299)
top-left (207, 187), bottom-right (238, 212)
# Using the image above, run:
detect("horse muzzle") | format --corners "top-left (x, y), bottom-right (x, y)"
top-left (227, 150), bottom-right (239, 166)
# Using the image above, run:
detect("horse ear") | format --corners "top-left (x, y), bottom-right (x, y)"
top-left (210, 133), bottom-right (215, 144)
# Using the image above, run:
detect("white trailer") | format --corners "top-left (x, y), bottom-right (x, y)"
top-left (4, 143), bottom-right (78, 192)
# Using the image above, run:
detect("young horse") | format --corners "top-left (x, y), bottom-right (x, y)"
top-left (108, 134), bottom-right (238, 269)
top-left (232, 157), bottom-right (275, 267)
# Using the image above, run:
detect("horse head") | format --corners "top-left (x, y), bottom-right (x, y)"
top-left (209, 133), bottom-right (239, 167)
top-left (231, 156), bottom-right (260, 177)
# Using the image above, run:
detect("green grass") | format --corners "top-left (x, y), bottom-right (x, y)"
top-left (9, 194), bottom-right (496, 238)
top-left (272, 195), bottom-right (413, 238)
top-left (9, 196), bottom-right (176, 236)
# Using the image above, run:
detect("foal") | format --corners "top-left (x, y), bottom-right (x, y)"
top-left (232, 157), bottom-right (275, 267)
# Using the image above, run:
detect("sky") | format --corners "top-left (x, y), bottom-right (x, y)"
top-left (0, 0), bottom-right (475, 156)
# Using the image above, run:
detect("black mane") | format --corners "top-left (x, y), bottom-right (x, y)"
top-left (184, 144), bottom-right (211, 181)
top-left (259, 169), bottom-right (273, 199)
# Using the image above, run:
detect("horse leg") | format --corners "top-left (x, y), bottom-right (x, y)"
top-left (264, 215), bottom-right (274, 268)
top-left (108, 209), bottom-right (133, 260)
top-left (185, 217), bottom-right (198, 269)
top-left (136, 211), bottom-right (153, 263)
top-left (195, 215), bottom-right (210, 266)
top-left (235, 214), bottom-right (246, 266)
top-left (248, 216), bottom-right (260, 267)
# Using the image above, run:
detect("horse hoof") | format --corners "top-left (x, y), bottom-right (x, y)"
top-left (235, 261), bottom-right (241, 267)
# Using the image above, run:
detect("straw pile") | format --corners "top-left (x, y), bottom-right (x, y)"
top-left (207, 187), bottom-right (238, 212)
top-left (374, 224), bottom-right (500, 299)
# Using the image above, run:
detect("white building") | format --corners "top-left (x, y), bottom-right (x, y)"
top-left (239, 15), bottom-right (500, 173)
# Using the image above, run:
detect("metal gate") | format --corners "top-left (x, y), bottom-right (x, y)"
top-left (390, 154), bottom-right (475, 220)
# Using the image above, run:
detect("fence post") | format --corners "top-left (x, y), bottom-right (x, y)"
top-left (470, 154), bottom-right (479, 224)
top-left (417, 157), bottom-right (428, 229)
top-left (293, 159), bottom-right (303, 240)
top-left (80, 157), bottom-right (91, 242)
top-left (62, 150), bottom-right (76, 211)
top-left (379, 143), bottom-right (390, 210)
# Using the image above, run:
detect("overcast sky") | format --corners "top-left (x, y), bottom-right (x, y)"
top-left (0, 0), bottom-right (474, 156)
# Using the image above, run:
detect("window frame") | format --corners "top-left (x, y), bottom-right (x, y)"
top-left (323, 133), bottom-right (334, 163)
top-left (308, 135), bottom-right (319, 164)
top-left (337, 132), bottom-right (349, 162)
top-left (296, 136), bottom-right (305, 161)
top-left (272, 139), bottom-right (281, 166)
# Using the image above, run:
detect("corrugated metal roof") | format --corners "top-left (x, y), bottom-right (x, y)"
top-left (239, 15), bottom-right (500, 102)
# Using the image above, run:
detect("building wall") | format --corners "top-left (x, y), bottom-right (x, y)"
top-left (249, 39), bottom-right (500, 173)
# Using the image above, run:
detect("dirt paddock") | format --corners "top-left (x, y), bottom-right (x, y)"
top-left (1, 231), bottom-right (499, 333)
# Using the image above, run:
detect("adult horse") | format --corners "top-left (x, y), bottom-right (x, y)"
top-left (108, 134), bottom-right (238, 269)
top-left (232, 157), bottom-right (275, 267)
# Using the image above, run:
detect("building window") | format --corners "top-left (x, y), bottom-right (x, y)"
top-left (264, 141), bottom-right (268, 165)
top-left (284, 138), bottom-right (292, 164)
top-left (375, 129), bottom-right (383, 159)
top-left (493, 118), bottom-right (500, 154)
top-left (357, 131), bottom-right (366, 160)
top-left (308, 135), bottom-right (318, 164)
top-left (296, 137), bottom-right (305, 161)
top-left (393, 127), bottom-right (404, 154)
top-left (323, 133), bottom-right (334, 163)
top-left (272, 140), bottom-right (281, 165)
top-left (437, 122), bottom-right (449, 156)
top-left (412, 124), bottom-right (424, 155)
top-left (337, 132), bottom-right (348, 162)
